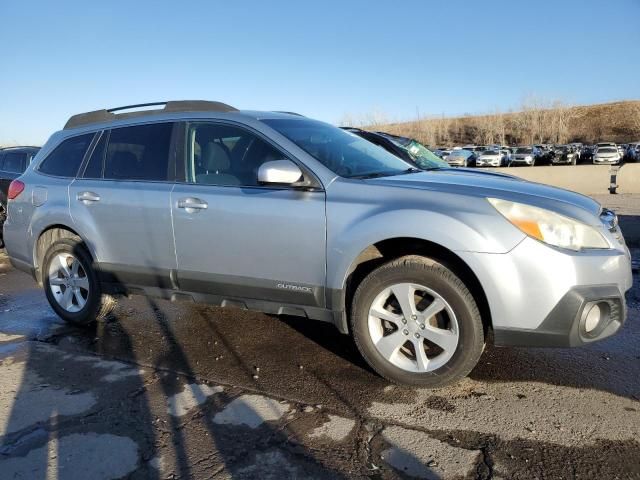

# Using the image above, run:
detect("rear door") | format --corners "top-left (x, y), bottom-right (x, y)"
top-left (69, 122), bottom-right (177, 289)
top-left (171, 121), bottom-right (327, 308)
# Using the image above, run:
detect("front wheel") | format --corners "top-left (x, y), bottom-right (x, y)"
top-left (43, 238), bottom-right (116, 325)
top-left (350, 256), bottom-right (485, 387)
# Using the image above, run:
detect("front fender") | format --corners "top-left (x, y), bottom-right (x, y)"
top-left (324, 179), bottom-right (526, 296)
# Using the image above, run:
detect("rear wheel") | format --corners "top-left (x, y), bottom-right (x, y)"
top-left (350, 256), bottom-right (485, 387)
top-left (43, 238), bottom-right (116, 325)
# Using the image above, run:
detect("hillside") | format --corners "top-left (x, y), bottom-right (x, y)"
top-left (365, 100), bottom-right (640, 147)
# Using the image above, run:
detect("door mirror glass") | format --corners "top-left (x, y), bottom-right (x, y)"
top-left (257, 159), bottom-right (303, 185)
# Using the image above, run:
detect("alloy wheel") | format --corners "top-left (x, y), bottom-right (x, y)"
top-left (367, 282), bottom-right (459, 372)
top-left (48, 253), bottom-right (90, 313)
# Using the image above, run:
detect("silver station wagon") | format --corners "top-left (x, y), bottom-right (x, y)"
top-left (3, 101), bottom-right (633, 387)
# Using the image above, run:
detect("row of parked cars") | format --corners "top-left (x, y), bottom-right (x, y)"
top-left (434, 142), bottom-right (640, 167)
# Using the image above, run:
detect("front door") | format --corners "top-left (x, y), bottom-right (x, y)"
top-left (171, 122), bottom-right (326, 307)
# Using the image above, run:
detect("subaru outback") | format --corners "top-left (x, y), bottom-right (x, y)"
top-left (3, 101), bottom-right (633, 387)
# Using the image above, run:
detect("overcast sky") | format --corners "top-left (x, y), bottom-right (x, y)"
top-left (1, 0), bottom-right (639, 145)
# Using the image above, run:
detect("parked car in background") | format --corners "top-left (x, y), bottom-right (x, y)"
top-left (0, 146), bottom-right (40, 247)
top-left (433, 148), bottom-right (452, 161)
top-left (551, 145), bottom-right (578, 165)
top-left (593, 146), bottom-right (621, 164)
top-left (595, 142), bottom-right (617, 152)
top-left (446, 149), bottom-right (476, 167)
top-left (620, 145), bottom-right (633, 162)
top-left (510, 146), bottom-right (543, 166)
top-left (341, 128), bottom-right (448, 170)
top-left (579, 145), bottom-right (594, 163)
top-left (4, 100), bottom-right (632, 388)
top-left (475, 149), bottom-right (503, 167)
top-left (500, 148), bottom-right (512, 165)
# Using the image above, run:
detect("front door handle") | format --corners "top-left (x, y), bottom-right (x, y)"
top-left (77, 191), bottom-right (100, 204)
top-left (177, 197), bottom-right (208, 213)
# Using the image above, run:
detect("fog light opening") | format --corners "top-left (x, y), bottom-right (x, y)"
top-left (580, 301), bottom-right (612, 338)
top-left (584, 304), bottom-right (601, 333)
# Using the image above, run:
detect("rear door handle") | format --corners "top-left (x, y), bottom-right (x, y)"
top-left (177, 197), bottom-right (208, 212)
top-left (77, 191), bottom-right (100, 203)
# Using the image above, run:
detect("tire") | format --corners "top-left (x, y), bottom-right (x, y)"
top-left (42, 237), bottom-right (116, 326)
top-left (350, 255), bottom-right (485, 387)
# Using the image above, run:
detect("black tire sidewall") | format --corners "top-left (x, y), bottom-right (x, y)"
top-left (351, 259), bottom-right (484, 386)
top-left (43, 239), bottom-right (101, 325)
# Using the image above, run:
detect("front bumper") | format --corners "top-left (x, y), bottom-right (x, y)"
top-left (493, 285), bottom-right (626, 347)
top-left (511, 158), bottom-right (534, 165)
top-left (476, 159), bottom-right (500, 167)
top-left (457, 236), bottom-right (633, 347)
top-left (447, 160), bottom-right (466, 167)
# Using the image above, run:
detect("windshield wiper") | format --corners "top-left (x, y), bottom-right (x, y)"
top-left (352, 167), bottom-right (422, 179)
top-left (351, 171), bottom-right (396, 179)
top-left (400, 167), bottom-right (422, 174)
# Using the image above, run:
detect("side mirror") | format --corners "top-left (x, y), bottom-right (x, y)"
top-left (258, 159), bottom-right (303, 186)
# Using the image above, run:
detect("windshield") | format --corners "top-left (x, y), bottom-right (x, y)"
top-left (516, 147), bottom-right (532, 154)
top-left (598, 147), bottom-right (616, 153)
top-left (263, 119), bottom-right (415, 178)
top-left (480, 150), bottom-right (497, 156)
top-left (379, 134), bottom-right (448, 169)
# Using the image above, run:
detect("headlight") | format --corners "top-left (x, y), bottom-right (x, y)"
top-left (525, 155), bottom-right (533, 161)
top-left (488, 198), bottom-right (609, 251)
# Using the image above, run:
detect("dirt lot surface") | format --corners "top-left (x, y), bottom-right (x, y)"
top-left (0, 195), bottom-right (638, 479)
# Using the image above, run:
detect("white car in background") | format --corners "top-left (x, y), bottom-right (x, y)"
top-left (593, 146), bottom-right (621, 164)
top-left (475, 150), bottom-right (502, 167)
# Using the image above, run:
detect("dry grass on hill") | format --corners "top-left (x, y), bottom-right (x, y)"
top-left (346, 100), bottom-right (640, 147)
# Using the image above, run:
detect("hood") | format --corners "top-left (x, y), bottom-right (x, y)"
top-left (366, 168), bottom-right (602, 223)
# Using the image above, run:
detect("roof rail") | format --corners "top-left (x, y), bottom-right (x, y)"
top-left (64, 100), bottom-right (238, 130)
top-left (273, 111), bottom-right (304, 117)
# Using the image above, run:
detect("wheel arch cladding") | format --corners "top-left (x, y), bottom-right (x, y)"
top-left (336, 237), bottom-right (493, 335)
top-left (35, 225), bottom-right (86, 284)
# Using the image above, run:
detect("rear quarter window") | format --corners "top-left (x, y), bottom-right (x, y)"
top-left (38, 134), bottom-right (94, 178)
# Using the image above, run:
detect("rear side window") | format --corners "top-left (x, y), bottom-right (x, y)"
top-left (103, 123), bottom-right (173, 181)
top-left (2, 152), bottom-right (27, 173)
top-left (39, 134), bottom-right (94, 177)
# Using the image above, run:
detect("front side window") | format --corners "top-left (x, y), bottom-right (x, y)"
top-left (262, 119), bottom-right (414, 178)
top-left (103, 123), bottom-right (173, 181)
top-left (186, 123), bottom-right (285, 187)
top-left (83, 131), bottom-right (108, 179)
top-left (38, 134), bottom-right (94, 177)
top-left (2, 152), bottom-right (27, 173)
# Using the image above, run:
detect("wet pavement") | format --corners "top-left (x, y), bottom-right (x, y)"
top-left (0, 248), bottom-right (639, 479)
